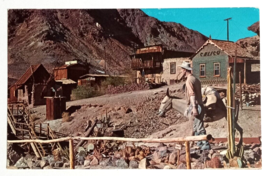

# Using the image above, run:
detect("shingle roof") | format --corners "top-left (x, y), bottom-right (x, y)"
top-left (195, 39), bottom-right (253, 59)
top-left (14, 64), bottom-right (42, 85)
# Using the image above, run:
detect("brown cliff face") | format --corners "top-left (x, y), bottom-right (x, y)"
top-left (117, 9), bottom-right (207, 52)
top-left (8, 9), bottom-right (208, 85)
top-left (248, 21), bottom-right (259, 36)
top-left (236, 21), bottom-right (260, 60)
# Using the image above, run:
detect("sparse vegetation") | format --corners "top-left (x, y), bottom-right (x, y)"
top-left (121, 68), bottom-right (136, 84)
top-left (71, 86), bottom-right (103, 100)
top-left (101, 76), bottom-right (126, 90)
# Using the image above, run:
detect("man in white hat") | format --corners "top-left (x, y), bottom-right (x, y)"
top-left (178, 61), bottom-right (210, 151)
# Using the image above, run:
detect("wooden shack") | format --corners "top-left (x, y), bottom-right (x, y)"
top-left (53, 60), bottom-right (89, 100)
top-left (8, 64), bottom-right (54, 106)
top-left (53, 60), bottom-right (89, 82)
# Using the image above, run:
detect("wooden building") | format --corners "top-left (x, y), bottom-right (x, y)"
top-left (161, 57), bottom-right (191, 85)
top-left (53, 60), bottom-right (89, 100)
top-left (53, 60), bottom-right (89, 82)
top-left (130, 45), bottom-right (194, 84)
top-left (8, 64), bottom-right (54, 106)
top-left (191, 39), bottom-right (259, 86)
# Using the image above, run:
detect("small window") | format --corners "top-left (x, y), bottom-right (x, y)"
top-left (251, 63), bottom-right (260, 72)
top-left (200, 64), bottom-right (206, 77)
top-left (214, 63), bottom-right (220, 76)
top-left (170, 62), bottom-right (176, 74)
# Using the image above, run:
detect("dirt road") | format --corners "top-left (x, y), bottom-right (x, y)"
top-left (32, 83), bottom-right (261, 139)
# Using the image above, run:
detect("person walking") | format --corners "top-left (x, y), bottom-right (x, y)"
top-left (177, 61), bottom-right (210, 151)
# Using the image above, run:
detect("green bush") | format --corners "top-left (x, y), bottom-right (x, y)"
top-left (121, 68), bottom-right (136, 84)
top-left (71, 85), bottom-right (102, 100)
top-left (101, 76), bottom-right (126, 89)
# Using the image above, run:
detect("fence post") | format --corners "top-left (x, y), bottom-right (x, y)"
top-left (239, 71), bottom-right (242, 110)
top-left (69, 139), bottom-right (74, 169)
top-left (47, 124), bottom-right (50, 139)
top-left (40, 123), bottom-right (42, 137)
top-left (185, 141), bottom-right (191, 169)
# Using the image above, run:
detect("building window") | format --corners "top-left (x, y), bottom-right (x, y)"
top-left (200, 64), bottom-right (205, 77)
top-left (170, 62), bottom-right (176, 74)
top-left (214, 63), bottom-right (220, 76)
top-left (251, 63), bottom-right (260, 72)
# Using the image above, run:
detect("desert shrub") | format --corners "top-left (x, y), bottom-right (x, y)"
top-left (71, 85), bottom-right (102, 100)
top-left (101, 76), bottom-right (126, 90)
top-left (121, 68), bottom-right (136, 84)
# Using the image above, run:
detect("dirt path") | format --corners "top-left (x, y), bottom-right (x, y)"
top-left (31, 83), bottom-right (261, 139)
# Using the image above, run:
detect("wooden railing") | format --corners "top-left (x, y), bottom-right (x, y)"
top-left (7, 103), bottom-right (63, 158)
top-left (131, 59), bottom-right (161, 69)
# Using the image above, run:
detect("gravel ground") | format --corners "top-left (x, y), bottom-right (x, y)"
top-left (31, 83), bottom-right (261, 139)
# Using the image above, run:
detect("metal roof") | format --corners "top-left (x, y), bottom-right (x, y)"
top-left (54, 63), bottom-right (87, 70)
top-left (80, 74), bottom-right (128, 79)
top-left (55, 79), bottom-right (76, 85)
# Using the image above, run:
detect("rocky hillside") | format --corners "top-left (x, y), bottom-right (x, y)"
top-left (248, 21), bottom-right (259, 36)
top-left (236, 21), bottom-right (260, 60)
top-left (8, 9), bottom-right (208, 85)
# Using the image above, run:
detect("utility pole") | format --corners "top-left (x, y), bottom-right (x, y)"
top-left (224, 17), bottom-right (232, 41)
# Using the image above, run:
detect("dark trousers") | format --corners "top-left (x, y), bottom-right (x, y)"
top-left (191, 105), bottom-right (211, 150)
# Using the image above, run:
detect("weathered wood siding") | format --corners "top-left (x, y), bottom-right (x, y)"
top-left (192, 44), bottom-right (228, 85)
top-left (54, 69), bottom-right (68, 80)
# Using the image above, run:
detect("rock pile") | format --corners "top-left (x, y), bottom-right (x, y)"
top-left (106, 83), bottom-right (150, 94)
top-left (7, 141), bottom-right (262, 169)
top-left (236, 84), bottom-right (261, 106)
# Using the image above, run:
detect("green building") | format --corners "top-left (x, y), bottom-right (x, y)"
top-left (191, 39), bottom-right (259, 86)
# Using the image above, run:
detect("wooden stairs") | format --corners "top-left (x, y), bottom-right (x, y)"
top-left (7, 103), bottom-right (64, 158)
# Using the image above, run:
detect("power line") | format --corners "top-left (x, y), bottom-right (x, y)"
top-left (213, 24), bottom-right (227, 40)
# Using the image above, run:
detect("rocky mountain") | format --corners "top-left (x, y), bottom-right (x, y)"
top-left (248, 21), bottom-right (259, 36)
top-left (8, 9), bottom-right (208, 85)
top-left (236, 21), bottom-right (260, 60)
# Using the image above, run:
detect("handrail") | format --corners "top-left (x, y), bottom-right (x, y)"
top-left (7, 135), bottom-right (212, 144)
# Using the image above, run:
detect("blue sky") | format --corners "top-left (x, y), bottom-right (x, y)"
top-left (142, 8), bottom-right (259, 42)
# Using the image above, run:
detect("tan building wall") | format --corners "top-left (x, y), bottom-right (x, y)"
top-left (162, 57), bottom-right (191, 85)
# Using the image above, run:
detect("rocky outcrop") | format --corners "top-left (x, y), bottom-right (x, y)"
top-left (117, 9), bottom-right (207, 52)
top-left (8, 9), bottom-right (207, 83)
top-left (236, 21), bottom-right (260, 60)
top-left (248, 21), bottom-right (259, 36)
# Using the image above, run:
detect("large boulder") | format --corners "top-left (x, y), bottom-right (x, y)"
top-left (115, 159), bottom-right (128, 168)
top-left (90, 156), bottom-right (99, 166)
top-left (129, 160), bottom-right (138, 169)
top-left (139, 158), bottom-right (147, 169)
top-left (14, 157), bottom-right (28, 169)
top-left (7, 143), bottom-right (24, 165)
top-left (168, 151), bottom-right (177, 165)
top-left (40, 160), bottom-right (49, 168)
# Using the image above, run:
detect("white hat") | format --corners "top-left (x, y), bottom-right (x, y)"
top-left (179, 61), bottom-right (192, 70)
